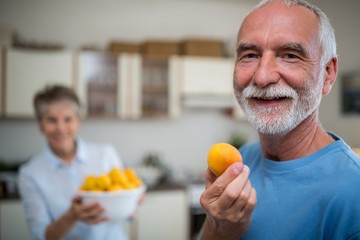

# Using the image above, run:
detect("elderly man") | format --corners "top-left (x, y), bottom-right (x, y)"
top-left (199, 0), bottom-right (360, 239)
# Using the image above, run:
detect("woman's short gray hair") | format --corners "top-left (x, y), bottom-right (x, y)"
top-left (33, 85), bottom-right (81, 120)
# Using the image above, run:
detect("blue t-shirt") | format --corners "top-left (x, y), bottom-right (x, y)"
top-left (18, 138), bottom-right (128, 240)
top-left (241, 134), bottom-right (360, 239)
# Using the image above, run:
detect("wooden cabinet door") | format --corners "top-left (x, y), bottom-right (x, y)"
top-left (77, 52), bottom-right (142, 119)
top-left (177, 56), bottom-right (235, 109)
top-left (118, 53), bottom-right (142, 119)
top-left (139, 56), bottom-right (181, 119)
top-left (77, 51), bottom-right (119, 119)
top-left (0, 201), bottom-right (29, 240)
top-left (182, 57), bottom-right (234, 96)
top-left (4, 49), bottom-right (73, 117)
top-left (136, 190), bottom-right (189, 240)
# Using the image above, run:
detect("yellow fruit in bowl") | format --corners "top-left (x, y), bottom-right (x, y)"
top-left (78, 167), bottom-right (146, 221)
top-left (125, 168), bottom-right (138, 182)
top-left (107, 184), bottom-right (123, 192)
top-left (81, 175), bottom-right (98, 191)
top-left (79, 167), bottom-right (144, 192)
top-left (207, 143), bottom-right (243, 176)
top-left (96, 175), bottom-right (112, 190)
top-left (108, 168), bottom-right (122, 183)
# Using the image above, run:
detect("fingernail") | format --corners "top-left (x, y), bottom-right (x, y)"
top-left (243, 165), bottom-right (250, 173)
top-left (233, 162), bottom-right (244, 175)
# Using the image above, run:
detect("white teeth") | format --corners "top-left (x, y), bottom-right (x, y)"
top-left (255, 96), bottom-right (282, 100)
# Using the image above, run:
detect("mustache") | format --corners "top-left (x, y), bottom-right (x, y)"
top-left (241, 84), bottom-right (298, 99)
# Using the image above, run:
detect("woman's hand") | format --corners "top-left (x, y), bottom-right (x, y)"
top-left (45, 196), bottom-right (108, 240)
top-left (199, 162), bottom-right (257, 240)
top-left (70, 196), bottom-right (109, 224)
top-left (127, 192), bottom-right (146, 222)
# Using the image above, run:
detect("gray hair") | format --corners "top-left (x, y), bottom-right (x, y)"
top-left (254, 0), bottom-right (337, 66)
top-left (33, 85), bottom-right (81, 120)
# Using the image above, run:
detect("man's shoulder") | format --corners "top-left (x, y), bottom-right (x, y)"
top-left (326, 139), bottom-right (360, 174)
top-left (240, 141), bottom-right (261, 155)
top-left (239, 141), bottom-right (262, 165)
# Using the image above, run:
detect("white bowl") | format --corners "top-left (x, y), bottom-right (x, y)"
top-left (78, 185), bottom-right (146, 221)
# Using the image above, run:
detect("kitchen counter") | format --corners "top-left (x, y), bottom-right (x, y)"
top-left (0, 192), bottom-right (20, 201)
top-left (0, 172), bottom-right (19, 201)
top-left (147, 180), bottom-right (187, 191)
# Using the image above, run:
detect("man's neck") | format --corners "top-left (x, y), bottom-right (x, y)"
top-left (258, 113), bottom-right (334, 161)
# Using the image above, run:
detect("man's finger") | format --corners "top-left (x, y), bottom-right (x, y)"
top-left (204, 163), bottom-right (244, 201)
top-left (217, 164), bottom-right (250, 209)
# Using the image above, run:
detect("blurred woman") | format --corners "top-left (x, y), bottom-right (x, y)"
top-left (18, 85), bottom-right (128, 240)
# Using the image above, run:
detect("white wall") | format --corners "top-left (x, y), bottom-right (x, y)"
top-left (0, 0), bottom-right (360, 174)
top-left (0, 0), bottom-right (253, 50)
top-left (313, 0), bottom-right (360, 147)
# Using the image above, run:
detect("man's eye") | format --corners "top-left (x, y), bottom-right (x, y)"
top-left (238, 52), bottom-right (258, 62)
top-left (285, 53), bottom-right (296, 58)
top-left (244, 53), bottom-right (258, 59)
top-left (283, 53), bottom-right (299, 60)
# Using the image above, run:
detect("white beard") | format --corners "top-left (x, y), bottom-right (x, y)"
top-left (234, 74), bottom-right (324, 135)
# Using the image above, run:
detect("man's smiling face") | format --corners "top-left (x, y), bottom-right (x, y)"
top-left (233, 2), bottom-right (325, 135)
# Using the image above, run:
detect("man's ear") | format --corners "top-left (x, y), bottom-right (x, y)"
top-left (322, 57), bottom-right (338, 96)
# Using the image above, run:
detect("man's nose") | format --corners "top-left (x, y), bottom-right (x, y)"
top-left (253, 53), bottom-right (280, 87)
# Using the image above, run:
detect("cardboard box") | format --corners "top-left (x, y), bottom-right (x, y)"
top-left (180, 39), bottom-right (225, 57)
top-left (108, 41), bottom-right (141, 54)
top-left (142, 40), bottom-right (180, 57)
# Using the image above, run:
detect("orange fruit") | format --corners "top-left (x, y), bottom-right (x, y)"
top-left (79, 167), bottom-right (144, 192)
top-left (207, 143), bottom-right (242, 176)
top-left (108, 167), bottom-right (123, 183)
top-left (96, 175), bottom-right (112, 190)
top-left (124, 168), bottom-right (139, 182)
top-left (81, 175), bottom-right (98, 191)
top-left (107, 184), bottom-right (123, 192)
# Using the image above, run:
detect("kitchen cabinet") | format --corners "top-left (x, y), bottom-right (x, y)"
top-left (4, 48), bottom-right (74, 118)
top-left (77, 53), bottom-right (181, 120)
top-left (140, 56), bottom-right (181, 119)
top-left (77, 52), bottom-right (142, 119)
top-left (0, 200), bottom-right (29, 240)
top-left (2, 48), bottom-right (243, 119)
top-left (172, 56), bottom-right (245, 119)
top-left (77, 51), bottom-right (118, 118)
top-left (135, 190), bottom-right (189, 240)
top-left (175, 56), bottom-right (234, 108)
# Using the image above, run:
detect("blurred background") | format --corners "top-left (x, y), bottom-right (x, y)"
top-left (0, 0), bottom-right (359, 239)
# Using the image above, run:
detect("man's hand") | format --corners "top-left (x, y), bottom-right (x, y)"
top-left (199, 162), bottom-right (256, 240)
